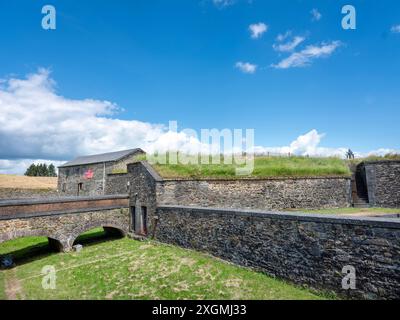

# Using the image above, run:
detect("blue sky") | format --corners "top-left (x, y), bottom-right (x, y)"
top-left (0, 0), bottom-right (399, 173)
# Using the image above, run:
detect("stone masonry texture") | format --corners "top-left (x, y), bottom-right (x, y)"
top-left (363, 161), bottom-right (400, 208)
top-left (155, 206), bottom-right (400, 300)
top-left (128, 162), bottom-right (161, 236)
top-left (105, 173), bottom-right (130, 195)
top-left (58, 162), bottom-right (113, 197)
top-left (156, 177), bottom-right (352, 211)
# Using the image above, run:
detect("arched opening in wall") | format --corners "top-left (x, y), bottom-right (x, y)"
top-left (0, 236), bottom-right (61, 268)
top-left (72, 227), bottom-right (125, 248)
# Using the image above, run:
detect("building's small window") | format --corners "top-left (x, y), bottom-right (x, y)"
top-left (77, 182), bottom-right (83, 196)
top-left (126, 181), bottom-right (131, 192)
top-left (62, 183), bottom-right (66, 192)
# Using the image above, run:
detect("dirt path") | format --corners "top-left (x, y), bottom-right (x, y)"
top-left (4, 268), bottom-right (25, 300)
top-left (342, 212), bottom-right (400, 218)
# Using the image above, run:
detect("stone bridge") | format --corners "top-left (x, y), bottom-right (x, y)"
top-left (0, 195), bottom-right (131, 252)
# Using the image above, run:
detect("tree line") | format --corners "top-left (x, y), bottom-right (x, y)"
top-left (24, 163), bottom-right (57, 177)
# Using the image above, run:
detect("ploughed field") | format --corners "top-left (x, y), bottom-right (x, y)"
top-left (0, 174), bottom-right (57, 190)
top-left (0, 229), bottom-right (330, 300)
top-left (0, 175), bottom-right (58, 199)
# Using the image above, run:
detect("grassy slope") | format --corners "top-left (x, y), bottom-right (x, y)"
top-left (0, 272), bottom-right (4, 300)
top-left (0, 230), bottom-right (328, 300)
top-left (145, 155), bottom-right (350, 179)
top-left (0, 174), bottom-right (57, 190)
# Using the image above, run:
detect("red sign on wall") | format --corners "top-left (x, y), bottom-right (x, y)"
top-left (84, 169), bottom-right (94, 180)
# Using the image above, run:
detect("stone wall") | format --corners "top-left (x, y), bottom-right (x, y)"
top-left (126, 162), bottom-right (352, 234)
top-left (363, 161), bottom-right (400, 208)
top-left (128, 162), bottom-right (162, 236)
top-left (155, 205), bottom-right (400, 300)
top-left (105, 173), bottom-right (130, 195)
top-left (156, 177), bottom-right (352, 211)
top-left (0, 207), bottom-right (130, 252)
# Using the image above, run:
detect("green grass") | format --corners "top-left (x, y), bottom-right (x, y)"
top-left (0, 229), bottom-right (330, 300)
top-left (299, 207), bottom-right (400, 215)
top-left (362, 153), bottom-right (400, 161)
top-left (111, 169), bottom-right (128, 174)
top-left (347, 153), bottom-right (400, 166)
top-left (140, 154), bottom-right (350, 179)
top-left (0, 271), bottom-right (5, 300)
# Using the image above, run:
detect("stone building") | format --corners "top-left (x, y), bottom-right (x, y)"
top-left (58, 149), bottom-right (144, 197)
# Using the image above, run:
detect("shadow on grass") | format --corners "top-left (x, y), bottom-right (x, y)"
top-left (0, 228), bottom-right (124, 268)
top-left (73, 228), bottom-right (124, 248)
top-left (0, 241), bottom-right (55, 268)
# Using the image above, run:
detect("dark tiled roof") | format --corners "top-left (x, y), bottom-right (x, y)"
top-left (58, 149), bottom-right (144, 168)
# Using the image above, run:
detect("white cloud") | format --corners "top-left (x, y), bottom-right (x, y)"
top-left (311, 8), bottom-right (322, 21)
top-left (249, 22), bottom-right (268, 39)
top-left (253, 130), bottom-right (346, 157)
top-left (273, 36), bottom-right (305, 52)
top-left (253, 130), bottom-right (400, 158)
top-left (276, 31), bottom-right (292, 42)
top-left (212, 0), bottom-right (235, 8)
top-left (0, 69), bottom-right (209, 172)
top-left (272, 41), bottom-right (342, 69)
top-left (235, 61), bottom-right (257, 74)
top-left (391, 25), bottom-right (400, 33)
top-left (0, 70), bottom-right (397, 174)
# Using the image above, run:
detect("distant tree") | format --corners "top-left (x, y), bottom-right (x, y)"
top-left (42, 164), bottom-right (48, 176)
top-left (48, 164), bottom-right (57, 177)
top-left (24, 164), bottom-right (36, 176)
top-left (32, 164), bottom-right (39, 176)
top-left (24, 163), bottom-right (57, 177)
top-left (37, 164), bottom-right (45, 176)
